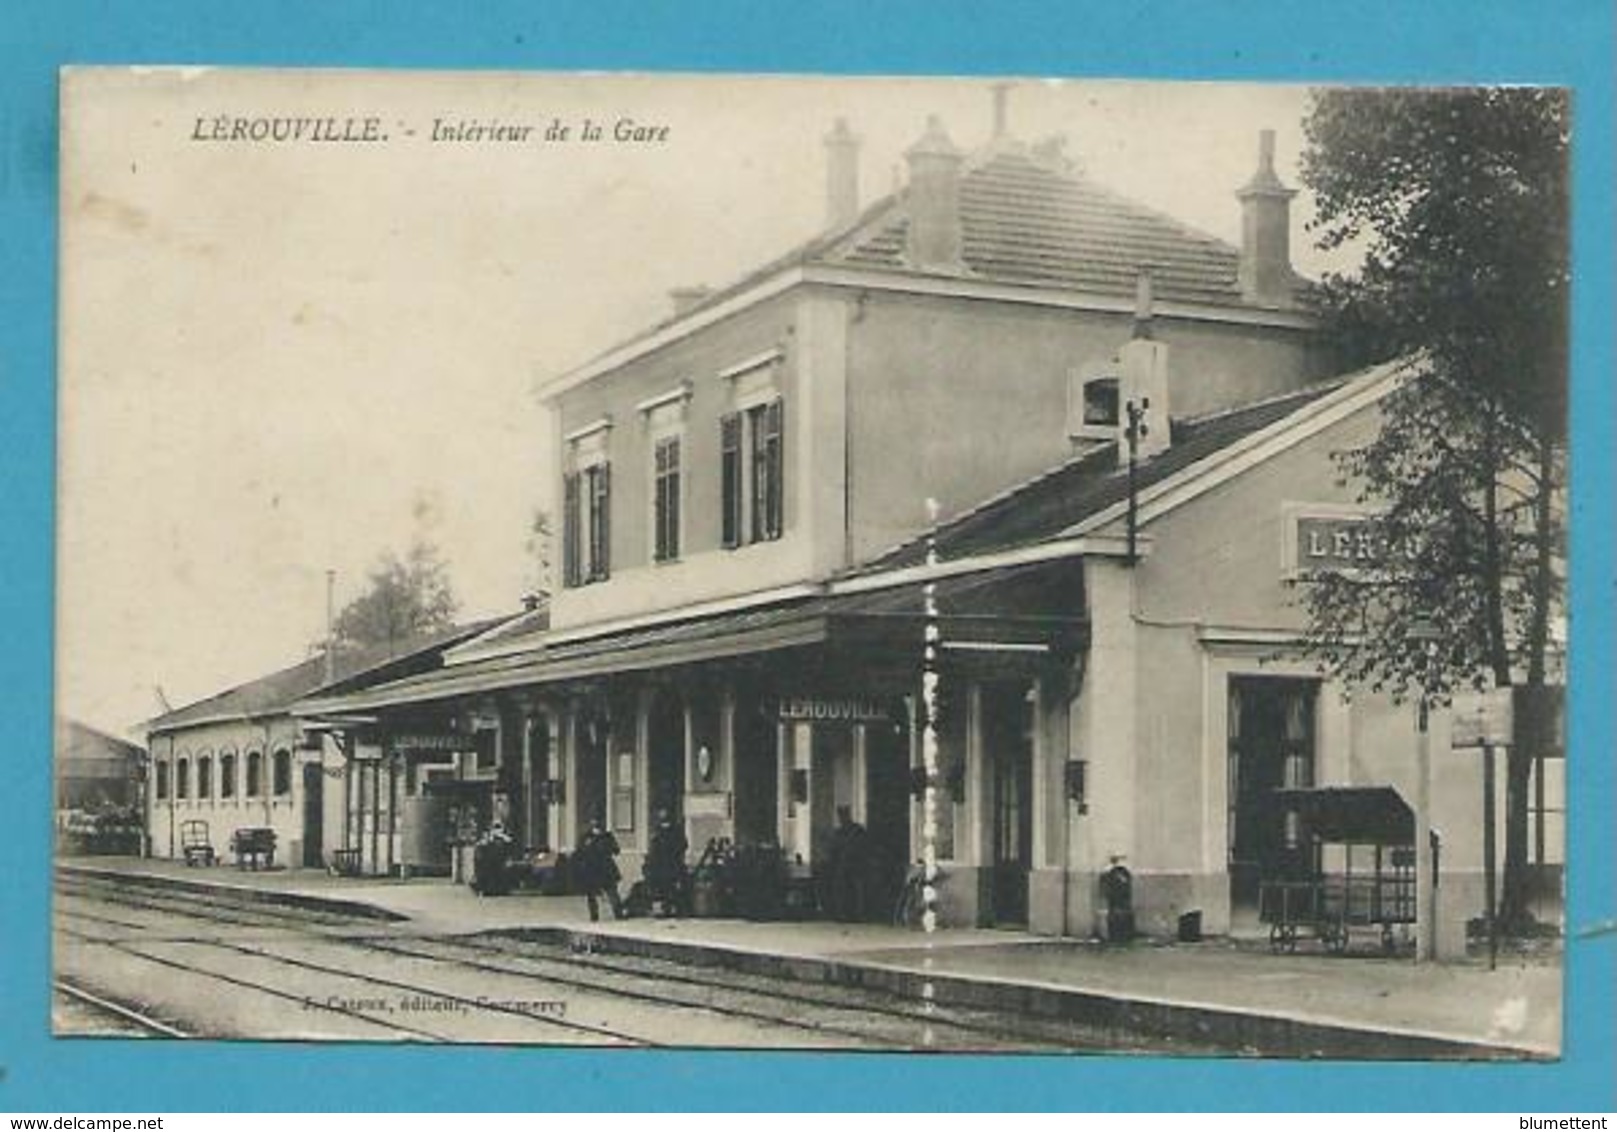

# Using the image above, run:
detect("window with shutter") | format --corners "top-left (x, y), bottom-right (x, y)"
top-left (764, 398), bottom-right (784, 540)
top-left (588, 462), bottom-right (611, 581)
top-left (748, 402), bottom-right (769, 543)
top-left (747, 398), bottom-right (784, 543)
top-left (653, 435), bottom-right (681, 562)
top-left (720, 412), bottom-right (742, 548)
top-left (666, 442), bottom-right (680, 560)
top-left (562, 472), bottom-right (581, 588)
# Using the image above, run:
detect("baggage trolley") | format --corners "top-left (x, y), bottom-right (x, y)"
top-left (1260, 786), bottom-right (1416, 955)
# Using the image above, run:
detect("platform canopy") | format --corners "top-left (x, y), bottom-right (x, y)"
top-left (294, 559), bottom-right (1088, 719)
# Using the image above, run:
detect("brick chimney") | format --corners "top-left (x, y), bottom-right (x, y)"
top-left (1236, 129), bottom-right (1298, 307)
top-left (903, 116), bottom-right (965, 272)
top-left (991, 82), bottom-right (1012, 140)
top-left (824, 117), bottom-right (860, 229)
top-left (669, 285), bottom-right (712, 317)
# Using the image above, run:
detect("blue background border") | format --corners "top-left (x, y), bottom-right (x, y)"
top-left (3, 0), bottom-right (1612, 1112)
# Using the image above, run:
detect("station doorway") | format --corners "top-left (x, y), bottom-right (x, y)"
top-left (864, 715), bottom-right (912, 921)
top-left (646, 689), bottom-right (686, 826)
top-left (574, 709), bottom-right (609, 833)
top-left (1227, 676), bottom-right (1317, 915)
top-left (732, 693), bottom-right (778, 845)
top-left (301, 762), bottom-right (324, 868)
top-left (525, 715), bottom-right (551, 852)
top-left (984, 681), bottom-right (1034, 926)
top-left (798, 706), bottom-right (913, 923)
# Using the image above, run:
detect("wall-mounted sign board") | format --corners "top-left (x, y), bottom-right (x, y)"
top-left (685, 792), bottom-right (733, 820)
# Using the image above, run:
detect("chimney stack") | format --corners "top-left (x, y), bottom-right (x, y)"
top-left (1236, 129), bottom-right (1298, 307)
top-left (991, 82), bottom-right (1012, 139)
top-left (1132, 267), bottom-right (1155, 340)
top-left (824, 117), bottom-right (861, 229)
top-left (669, 285), bottom-right (712, 317)
top-left (904, 116), bottom-right (965, 273)
top-left (323, 568), bottom-right (336, 684)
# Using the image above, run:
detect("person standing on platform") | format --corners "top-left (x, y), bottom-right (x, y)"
top-left (575, 815), bottom-right (623, 921)
top-left (827, 805), bottom-right (872, 922)
top-left (644, 808), bottom-right (689, 918)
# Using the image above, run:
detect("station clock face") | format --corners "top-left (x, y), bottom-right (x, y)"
top-left (696, 744), bottom-right (714, 783)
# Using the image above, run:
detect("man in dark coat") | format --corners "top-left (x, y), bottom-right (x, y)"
top-left (644, 808), bottom-right (689, 917)
top-left (575, 816), bottom-right (623, 921)
top-left (826, 805), bottom-right (872, 922)
top-left (472, 820), bottom-right (516, 897)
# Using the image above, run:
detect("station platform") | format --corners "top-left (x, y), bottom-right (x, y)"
top-left (56, 857), bottom-right (1562, 1059)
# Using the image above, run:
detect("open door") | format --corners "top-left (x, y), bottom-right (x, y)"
top-left (1228, 676), bottom-right (1317, 916)
top-left (985, 681), bottom-right (1034, 926)
top-left (301, 761), bottom-right (323, 868)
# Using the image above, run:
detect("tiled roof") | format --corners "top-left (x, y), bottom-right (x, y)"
top-left (834, 147), bottom-right (1258, 306)
top-left (857, 379), bottom-right (1348, 574)
top-left (588, 141), bottom-right (1304, 367)
top-left (57, 718), bottom-right (145, 764)
top-left (147, 620), bottom-right (501, 733)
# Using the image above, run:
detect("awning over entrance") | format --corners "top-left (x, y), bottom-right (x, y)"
top-left (295, 560), bottom-right (1087, 717)
top-left (1272, 786), bottom-right (1414, 845)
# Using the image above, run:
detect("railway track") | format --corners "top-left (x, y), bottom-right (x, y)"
top-left (54, 915), bottom-right (646, 1045)
top-left (363, 933), bottom-right (1127, 1051)
top-left (54, 889), bottom-right (858, 1046)
top-left (52, 871), bottom-right (1183, 1051)
top-left (53, 978), bottom-right (191, 1039)
top-left (56, 872), bottom-right (382, 931)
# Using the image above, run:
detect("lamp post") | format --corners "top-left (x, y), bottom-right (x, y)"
top-left (1409, 617), bottom-right (1443, 962)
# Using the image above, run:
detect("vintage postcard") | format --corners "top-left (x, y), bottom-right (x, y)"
top-left (54, 68), bottom-right (1567, 1057)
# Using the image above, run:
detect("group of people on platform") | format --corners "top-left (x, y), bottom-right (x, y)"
top-left (482, 804), bottom-right (877, 924)
top-left (573, 808), bottom-right (689, 921)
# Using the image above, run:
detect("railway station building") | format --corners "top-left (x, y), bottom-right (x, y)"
top-left (145, 623), bottom-right (491, 871)
top-left (295, 110), bottom-right (1563, 940)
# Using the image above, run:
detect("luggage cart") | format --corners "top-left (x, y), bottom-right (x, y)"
top-left (1260, 786), bottom-right (1416, 955)
top-left (179, 819), bottom-right (215, 867)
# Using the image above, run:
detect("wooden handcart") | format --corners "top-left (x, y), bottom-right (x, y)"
top-left (179, 819), bottom-right (216, 867)
top-left (1260, 786), bottom-right (1417, 955)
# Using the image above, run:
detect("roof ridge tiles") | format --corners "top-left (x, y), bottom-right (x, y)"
top-left (147, 618), bottom-right (501, 732)
top-left (547, 133), bottom-right (1308, 388)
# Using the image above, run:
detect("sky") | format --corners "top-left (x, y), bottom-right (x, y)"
top-left (56, 70), bottom-right (1360, 738)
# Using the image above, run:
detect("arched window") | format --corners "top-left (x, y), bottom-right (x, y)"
top-left (155, 760), bottom-right (170, 801)
top-left (273, 749), bottom-right (292, 797)
top-left (176, 757), bottom-right (190, 800)
top-left (197, 755), bottom-right (213, 800)
top-left (247, 751), bottom-right (263, 797)
top-left (220, 752), bottom-right (237, 799)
